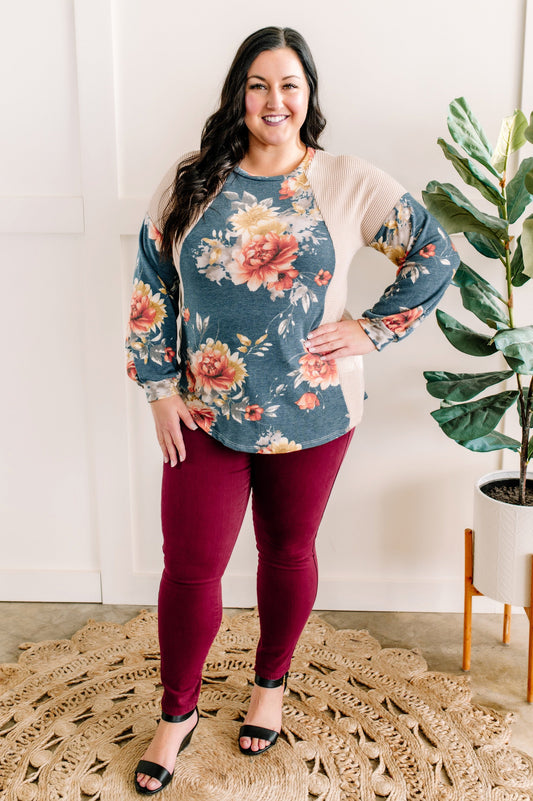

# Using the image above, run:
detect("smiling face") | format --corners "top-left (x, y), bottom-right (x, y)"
top-left (244, 48), bottom-right (310, 155)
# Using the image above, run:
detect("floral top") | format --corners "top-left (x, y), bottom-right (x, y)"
top-left (126, 149), bottom-right (458, 453)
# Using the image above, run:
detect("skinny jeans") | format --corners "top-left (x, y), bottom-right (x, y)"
top-left (158, 425), bottom-right (354, 716)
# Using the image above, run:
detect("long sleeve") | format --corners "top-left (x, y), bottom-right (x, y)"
top-left (359, 192), bottom-right (459, 349)
top-left (125, 215), bottom-right (182, 401)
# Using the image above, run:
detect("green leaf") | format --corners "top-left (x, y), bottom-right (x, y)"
top-left (447, 97), bottom-right (499, 177)
top-left (523, 112), bottom-right (533, 144)
top-left (511, 235), bottom-right (531, 287)
top-left (453, 261), bottom-right (505, 301)
top-left (437, 138), bottom-right (505, 207)
top-left (453, 262), bottom-right (509, 328)
top-left (494, 325), bottom-right (533, 374)
top-left (459, 431), bottom-right (521, 452)
top-left (465, 231), bottom-right (506, 259)
top-left (436, 308), bottom-right (498, 356)
top-left (423, 369), bottom-right (514, 401)
top-left (491, 110), bottom-right (528, 172)
top-left (507, 157), bottom-right (533, 223)
top-left (423, 182), bottom-right (508, 241)
top-left (430, 390), bottom-right (519, 441)
top-left (522, 217), bottom-right (533, 279)
top-left (526, 169), bottom-right (533, 194)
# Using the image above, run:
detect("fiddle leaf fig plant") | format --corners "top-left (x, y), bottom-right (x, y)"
top-left (422, 98), bottom-right (533, 504)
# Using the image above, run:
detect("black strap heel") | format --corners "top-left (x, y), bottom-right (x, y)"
top-left (238, 672), bottom-right (288, 756)
top-left (134, 706), bottom-right (199, 795)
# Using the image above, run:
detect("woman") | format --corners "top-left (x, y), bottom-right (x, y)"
top-left (126, 26), bottom-right (458, 795)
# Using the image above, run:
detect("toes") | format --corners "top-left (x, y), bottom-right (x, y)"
top-left (147, 777), bottom-right (161, 791)
top-left (240, 736), bottom-right (251, 749)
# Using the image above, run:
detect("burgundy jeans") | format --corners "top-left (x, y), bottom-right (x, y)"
top-left (158, 425), bottom-right (354, 715)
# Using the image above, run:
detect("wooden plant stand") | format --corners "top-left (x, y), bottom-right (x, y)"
top-left (462, 528), bottom-right (533, 703)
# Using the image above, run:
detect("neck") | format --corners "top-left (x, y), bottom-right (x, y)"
top-left (240, 140), bottom-right (307, 177)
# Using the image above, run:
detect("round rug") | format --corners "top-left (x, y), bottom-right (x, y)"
top-left (0, 609), bottom-right (532, 800)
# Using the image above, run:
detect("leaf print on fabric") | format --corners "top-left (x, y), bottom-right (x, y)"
top-left (189, 339), bottom-right (248, 397)
top-left (228, 233), bottom-right (299, 291)
top-left (256, 430), bottom-right (302, 453)
top-left (196, 234), bottom-right (233, 284)
top-left (294, 353), bottom-right (339, 390)
top-left (128, 279), bottom-right (167, 335)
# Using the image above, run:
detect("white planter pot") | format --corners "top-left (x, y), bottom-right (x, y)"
top-left (473, 470), bottom-right (533, 607)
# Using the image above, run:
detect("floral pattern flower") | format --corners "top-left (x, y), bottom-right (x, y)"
top-left (189, 339), bottom-right (247, 396)
top-left (382, 307), bottom-right (423, 334)
top-left (245, 404), bottom-right (264, 421)
top-left (314, 269), bottom-right (332, 286)
top-left (297, 353), bottom-right (339, 390)
top-left (128, 279), bottom-right (167, 335)
top-left (295, 392), bottom-right (320, 410)
top-left (228, 233), bottom-right (299, 291)
top-left (186, 397), bottom-right (217, 433)
top-left (256, 430), bottom-right (302, 453)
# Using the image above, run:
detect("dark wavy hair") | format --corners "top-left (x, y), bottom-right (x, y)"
top-left (159, 26), bottom-right (326, 259)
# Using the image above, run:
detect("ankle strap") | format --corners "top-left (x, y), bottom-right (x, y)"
top-left (254, 672), bottom-right (288, 689)
top-left (161, 705), bottom-right (197, 723)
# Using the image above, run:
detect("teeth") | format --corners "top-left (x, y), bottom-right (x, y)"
top-left (264, 116), bottom-right (287, 122)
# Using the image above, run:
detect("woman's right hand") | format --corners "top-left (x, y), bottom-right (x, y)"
top-left (150, 395), bottom-right (198, 465)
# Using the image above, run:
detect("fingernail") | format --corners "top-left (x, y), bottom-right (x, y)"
top-left (191, 423), bottom-right (198, 430)
top-left (171, 460), bottom-right (177, 467)
top-left (164, 457), bottom-right (169, 464)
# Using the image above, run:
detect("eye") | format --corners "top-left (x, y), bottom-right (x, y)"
top-left (248, 82), bottom-right (267, 91)
top-left (283, 83), bottom-right (299, 90)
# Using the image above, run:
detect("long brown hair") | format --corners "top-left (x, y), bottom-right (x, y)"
top-left (159, 26), bottom-right (326, 260)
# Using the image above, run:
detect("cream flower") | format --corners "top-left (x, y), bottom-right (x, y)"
top-left (229, 203), bottom-right (287, 240)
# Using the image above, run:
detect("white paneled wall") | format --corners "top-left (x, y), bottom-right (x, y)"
top-left (1, 0), bottom-right (531, 609)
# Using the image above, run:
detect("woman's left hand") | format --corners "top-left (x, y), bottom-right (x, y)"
top-left (304, 319), bottom-right (376, 360)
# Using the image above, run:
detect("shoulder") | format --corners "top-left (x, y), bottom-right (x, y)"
top-left (309, 150), bottom-right (405, 195)
top-left (147, 151), bottom-right (199, 231)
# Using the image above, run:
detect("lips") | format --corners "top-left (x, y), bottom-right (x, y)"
top-left (262, 115), bottom-right (289, 126)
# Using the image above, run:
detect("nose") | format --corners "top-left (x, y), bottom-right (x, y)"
top-left (266, 87), bottom-right (283, 109)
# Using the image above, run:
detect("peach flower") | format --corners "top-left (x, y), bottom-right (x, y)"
top-left (295, 392), bottom-right (320, 410)
top-left (419, 244), bottom-right (436, 258)
top-left (382, 307), bottom-right (423, 334)
top-left (267, 268), bottom-right (299, 292)
top-left (129, 279), bottom-right (166, 335)
top-left (148, 219), bottom-right (162, 251)
top-left (245, 404), bottom-right (264, 421)
top-left (182, 307), bottom-right (190, 322)
top-left (189, 339), bottom-right (247, 395)
top-left (126, 355), bottom-right (137, 381)
top-left (187, 398), bottom-right (217, 433)
top-left (228, 233), bottom-right (299, 291)
top-left (298, 353), bottom-right (339, 390)
top-left (314, 269), bottom-right (332, 286)
top-left (164, 347), bottom-right (176, 363)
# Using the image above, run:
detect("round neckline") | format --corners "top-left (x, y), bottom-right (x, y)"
top-left (234, 147), bottom-right (314, 180)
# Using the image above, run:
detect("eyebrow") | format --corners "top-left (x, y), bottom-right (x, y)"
top-left (247, 74), bottom-right (302, 81)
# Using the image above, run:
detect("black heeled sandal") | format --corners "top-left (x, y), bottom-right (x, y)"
top-left (134, 706), bottom-right (199, 796)
top-left (238, 672), bottom-right (288, 756)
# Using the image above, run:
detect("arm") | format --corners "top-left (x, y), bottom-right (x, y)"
top-left (125, 216), bottom-right (196, 463)
top-left (305, 193), bottom-right (459, 359)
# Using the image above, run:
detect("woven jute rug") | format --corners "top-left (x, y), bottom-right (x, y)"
top-left (1, 610), bottom-right (532, 801)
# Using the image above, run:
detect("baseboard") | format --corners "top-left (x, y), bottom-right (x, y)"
top-left (1, 570), bottom-right (521, 613)
top-left (0, 570), bottom-right (102, 602)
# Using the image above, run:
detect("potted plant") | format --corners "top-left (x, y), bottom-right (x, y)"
top-left (422, 97), bottom-right (533, 606)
